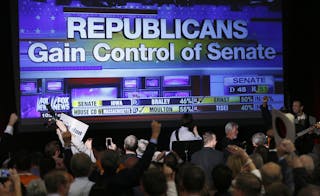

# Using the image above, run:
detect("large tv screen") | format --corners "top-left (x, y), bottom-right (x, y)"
top-left (14, 0), bottom-right (283, 130)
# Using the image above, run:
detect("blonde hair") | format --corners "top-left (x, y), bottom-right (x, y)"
top-left (202, 132), bottom-right (216, 145)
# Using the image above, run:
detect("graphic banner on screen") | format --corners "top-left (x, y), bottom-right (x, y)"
top-left (18, 0), bottom-right (284, 123)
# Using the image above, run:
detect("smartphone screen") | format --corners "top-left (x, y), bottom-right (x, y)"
top-left (0, 169), bottom-right (10, 177)
top-left (0, 169), bottom-right (10, 183)
top-left (106, 138), bottom-right (112, 146)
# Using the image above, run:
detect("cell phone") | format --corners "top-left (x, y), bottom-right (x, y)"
top-left (0, 169), bottom-right (10, 183)
top-left (106, 137), bottom-right (112, 146)
top-left (0, 169), bottom-right (10, 178)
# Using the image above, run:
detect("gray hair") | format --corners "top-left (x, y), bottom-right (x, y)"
top-left (251, 132), bottom-right (266, 146)
top-left (136, 139), bottom-right (149, 158)
top-left (27, 179), bottom-right (47, 196)
top-left (225, 122), bottom-right (238, 134)
top-left (124, 135), bottom-right (138, 151)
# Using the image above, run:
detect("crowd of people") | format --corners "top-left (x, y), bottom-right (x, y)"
top-left (0, 98), bottom-right (320, 196)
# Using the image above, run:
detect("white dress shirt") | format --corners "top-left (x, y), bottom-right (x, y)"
top-left (169, 126), bottom-right (202, 150)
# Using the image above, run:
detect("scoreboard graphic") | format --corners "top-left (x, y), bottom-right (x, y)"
top-left (70, 95), bottom-right (281, 117)
top-left (20, 74), bottom-right (284, 119)
top-left (17, 0), bottom-right (284, 124)
top-left (224, 76), bottom-right (275, 94)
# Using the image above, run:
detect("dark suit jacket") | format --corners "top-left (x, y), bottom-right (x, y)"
top-left (89, 141), bottom-right (157, 196)
top-left (190, 147), bottom-right (224, 188)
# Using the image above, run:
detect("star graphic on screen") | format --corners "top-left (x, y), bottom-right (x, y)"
top-left (51, 29), bottom-right (55, 34)
top-left (50, 15), bottom-right (56, 20)
top-left (36, 15), bottom-right (41, 20)
top-left (20, 29), bottom-right (25, 33)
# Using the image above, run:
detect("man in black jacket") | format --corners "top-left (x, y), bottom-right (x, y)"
top-left (191, 131), bottom-right (224, 189)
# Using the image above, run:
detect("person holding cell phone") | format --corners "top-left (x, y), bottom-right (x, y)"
top-left (89, 120), bottom-right (161, 196)
top-left (0, 168), bottom-right (22, 196)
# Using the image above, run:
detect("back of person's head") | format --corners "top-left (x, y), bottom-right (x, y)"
top-left (297, 184), bottom-right (320, 196)
top-left (44, 140), bottom-right (60, 157)
top-left (250, 153), bottom-right (264, 169)
top-left (252, 132), bottom-right (266, 147)
top-left (232, 172), bottom-right (262, 196)
top-left (265, 182), bottom-right (291, 196)
top-left (39, 157), bottom-right (56, 179)
top-left (260, 162), bottom-right (282, 187)
top-left (70, 152), bottom-right (93, 177)
top-left (99, 149), bottom-right (120, 173)
top-left (136, 139), bottom-right (149, 158)
top-left (299, 154), bottom-right (315, 175)
top-left (124, 135), bottom-right (138, 152)
top-left (26, 178), bottom-right (47, 196)
top-left (91, 137), bottom-right (107, 152)
top-left (141, 167), bottom-right (167, 196)
top-left (176, 163), bottom-right (205, 194)
top-left (253, 144), bottom-right (269, 163)
top-left (211, 164), bottom-right (232, 192)
top-left (226, 154), bottom-right (244, 178)
top-left (164, 152), bottom-right (179, 172)
top-left (44, 170), bottom-right (69, 194)
top-left (14, 150), bottom-right (32, 171)
top-left (225, 122), bottom-right (238, 134)
top-left (202, 131), bottom-right (217, 147)
top-left (180, 113), bottom-right (194, 131)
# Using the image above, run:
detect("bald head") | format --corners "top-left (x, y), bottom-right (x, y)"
top-left (260, 162), bottom-right (282, 186)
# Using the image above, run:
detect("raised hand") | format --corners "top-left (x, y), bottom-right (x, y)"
top-left (193, 125), bottom-right (199, 136)
top-left (56, 119), bottom-right (67, 132)
top-left (151, 120), bottom-right (161, 139)
top-left (8, 113), bottom-right (18, 126)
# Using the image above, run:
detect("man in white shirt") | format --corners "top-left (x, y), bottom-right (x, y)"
top-left (68, 152), bottom-right (94, 196)
top-left (169, 113), bottom-right (202, 151)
